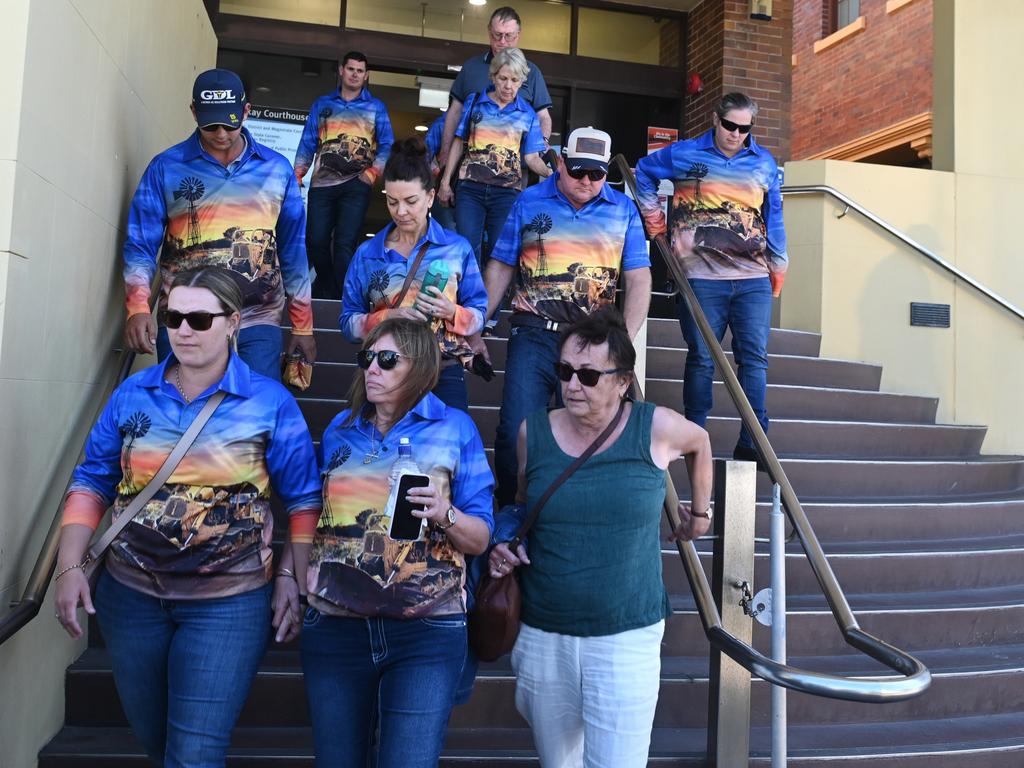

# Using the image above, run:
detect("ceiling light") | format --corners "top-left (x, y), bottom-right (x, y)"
top-left (414, 124), bottom-right (429, 132)
top-left (254, 85), bottom-right (271, 94)
top-left (469, 0), bottom-right (487, 5)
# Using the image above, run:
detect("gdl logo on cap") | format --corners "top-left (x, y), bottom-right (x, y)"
top-left (201, 90), bottom-right (236, 102)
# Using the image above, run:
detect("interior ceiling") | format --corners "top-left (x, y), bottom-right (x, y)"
top-left (607, 0), bottom-right (704, 11)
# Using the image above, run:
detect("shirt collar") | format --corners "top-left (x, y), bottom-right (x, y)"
top-left (371, 217), bottom-right (450, 260)
top-left (354, 392), bottom-right (448, 433)
top-left (696, 127), bottom-right (761, 158)
top-left (183, 126), bottom-right (260, 163)
top-left (540, 172), bottom-right (616, 207)
top-left (335, 86), bottom-right (374, 104)
top-left (482, 86), bottom-right (528, 113)
top-left (141, 351), bottom-right (252, 399)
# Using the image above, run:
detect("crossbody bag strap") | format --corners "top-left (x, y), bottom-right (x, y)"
top-left (510, 397), bottom-right (627, 547)
top-left (391, 241), bottom-right (432, 309)
top-left (85, 390), bottom-right (227, 563)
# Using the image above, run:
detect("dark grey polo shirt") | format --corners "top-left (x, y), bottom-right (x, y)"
top-left (450, 51), bottom-right (553, 112)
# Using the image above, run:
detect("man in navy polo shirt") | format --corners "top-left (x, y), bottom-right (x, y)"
top-left (438, 6), bottom-right (553, 174)
top-left (123, 69), bottom-right (314, 380)
top-left (295, 51), bottom-right (395, 299)
top-left (484, 127), bottom-right (652, 506)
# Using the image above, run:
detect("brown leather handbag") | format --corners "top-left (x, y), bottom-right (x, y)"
top-left (469, 399), bottom-right (627, 662)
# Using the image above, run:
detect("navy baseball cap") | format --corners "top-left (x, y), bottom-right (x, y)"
top-left (564, 127), bottom-right (611, 174)
top-left (192, 69), bottom-right (246, 128)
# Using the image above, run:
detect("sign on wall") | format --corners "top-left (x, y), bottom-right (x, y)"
top-left (246, 105), bottom-right (311, 206)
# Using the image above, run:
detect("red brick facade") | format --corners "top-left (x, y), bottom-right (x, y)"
top-left (685, 0), bottom-right (793, 161)
top-left (791, 0), bottom-right (932, 159)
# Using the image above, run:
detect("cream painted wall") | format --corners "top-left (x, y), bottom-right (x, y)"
top-left (0, 2), bottom-right (216, 766)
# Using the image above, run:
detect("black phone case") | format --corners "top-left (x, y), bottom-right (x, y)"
top-left (389, 474), bottom-right (430, 540)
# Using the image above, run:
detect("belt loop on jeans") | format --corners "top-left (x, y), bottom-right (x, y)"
top-left (509, 312), bottom-right (563, 334)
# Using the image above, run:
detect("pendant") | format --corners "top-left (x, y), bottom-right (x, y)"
top-left (363, 451), bottom-right (378, 464)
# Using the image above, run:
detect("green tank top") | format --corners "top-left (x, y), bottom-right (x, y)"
top-left (520, 400), bottom-right (671, 637)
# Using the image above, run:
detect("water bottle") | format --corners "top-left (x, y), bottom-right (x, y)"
top-left (388, 437), bottom-right (422, 488)
top-left (417, 260), bottom-right (449, 311)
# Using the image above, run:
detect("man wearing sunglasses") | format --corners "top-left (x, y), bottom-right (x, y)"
top-left (123, 68), bottom-right (315, 380)
top-left (438, 6), bottom-right (554, 178)
top-left (634, 91), bottom-right (788, 468)
top-left (484, 126), bottom-right (652, 506)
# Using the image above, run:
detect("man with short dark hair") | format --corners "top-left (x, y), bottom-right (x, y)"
top-left (123, 68), bottom-right (314, 379)
top-left (484, 127), bottom-right (652, 505)
top-left (295, 51), bottom-right (395, 299)
top-left (635, 91), bottom-right (788, 467)
top-left (439, 7), bottom-right (553, 177)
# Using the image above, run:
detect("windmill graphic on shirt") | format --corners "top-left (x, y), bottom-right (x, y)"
top-left (320, 444), bottom-right (353, 528)
top-left (118, 411), bottom-right (152, 492)
top-left (527, 214), bottom-right (553, 277)
top-left (684, 162), bottom-right (709, 208)
top-left (173, 177), bottom-right (206, 250)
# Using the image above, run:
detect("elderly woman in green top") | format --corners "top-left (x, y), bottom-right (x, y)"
top-left (488, 307), bottom-right (713, 767)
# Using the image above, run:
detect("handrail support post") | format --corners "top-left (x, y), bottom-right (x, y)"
top-left (707, 458), bottom-right (758, 766)
top-left (770, 483), bottom-right (788, 768)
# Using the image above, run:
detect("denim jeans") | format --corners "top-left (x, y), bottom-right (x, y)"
top-left (300, 610), bottom-right (467, 768)
top-left (677, 276), bottom-right (772, 449)
top-left (158, 324), bottom-right (283, 380)
top-left (307, 179), bottom-right (373, 299)
top-left (433, 362), bottom-right (469, 412)
top-left (94, 571), bottom-right (272, 768)
top-left (454, 180), bottom-right (519, 264)
top-left (430, 200), bottom-right (457, 232)
top-left (494, 325), bottom-right (563, 507)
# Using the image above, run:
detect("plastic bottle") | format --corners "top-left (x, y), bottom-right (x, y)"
top-left (417, 260), bottom-right (449, 310)
top-left (388, 437), bottom-right (422, 488)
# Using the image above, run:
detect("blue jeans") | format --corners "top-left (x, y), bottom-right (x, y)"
top-left (677, 277), bottom-right (772, 449)
top-left (157, 324), bottom-right (282, 380)
top-left (301, 610), bottom-right (467, 768)
top-left (307, 179), bottom-right (372, 299)
top-left (430, 200), bottom-right (457, 232)
top-left (494, 325), bottom-right (563, 507)
top-left (454, 180), bottom-right (519, 264)
top-left (94, 571), bottom-right (271, 768)
top-left (433, 362), bottom-right (469, 412)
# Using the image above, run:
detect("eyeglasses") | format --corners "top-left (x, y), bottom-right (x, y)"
top-left (719, 117), bottom-right (753, 134)
top-left (165, 311), bottom-right (229, 331)
top-left (554, 361), bottom-right (627, 387)
top-left (357, 349), bottom-right (405, 371)
top-left (200, 123), bottom-right (240, 133)
top-left (565, 167), bottom-right (607, 182)
top-left (489, 30), bottom-right (519, 42)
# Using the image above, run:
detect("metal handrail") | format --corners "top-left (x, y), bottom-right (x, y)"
top-left (614, 154), bottom-right (931, 702)
top-left (781, 184), bottom-right (1024, 324)
top-left (0, 347), bottom-right (137, 646)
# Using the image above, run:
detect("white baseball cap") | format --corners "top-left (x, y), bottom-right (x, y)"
top-left (563, 126), bottom-right (611, 174)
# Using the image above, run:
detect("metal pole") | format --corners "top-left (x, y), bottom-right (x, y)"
top-left (770, 483), bottom-right (787, 768)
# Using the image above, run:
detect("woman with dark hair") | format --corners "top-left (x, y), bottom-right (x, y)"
top-left (53, 266), bottom-right (321, 766)
top-left (488, 306), bottom-right (713, 767)
top-left (282, 317), bottom-right (493, 768)
top-left (341, 136), bottom-right (487, 411)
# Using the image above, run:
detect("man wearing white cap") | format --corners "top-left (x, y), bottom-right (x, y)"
top-left (484, 126), bottom-right (652, 507)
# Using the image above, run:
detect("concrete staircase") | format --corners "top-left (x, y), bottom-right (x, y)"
top-left (39, 299), bottom-right (1024, 766)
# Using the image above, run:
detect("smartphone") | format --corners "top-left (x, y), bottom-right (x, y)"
top-left (388, 472), bottom-right (431, 541)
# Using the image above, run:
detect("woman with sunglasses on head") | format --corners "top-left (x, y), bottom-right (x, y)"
top-left (488, 307), bottom-right (713, 767)
top-left (341, 137), bottom-right (487, 412)
top-left (282, 318), bottom-right (493, 768)
top-left (438, 47), bottom-right (552, 265)
top-left (53, 266), bottom-right (321, 767)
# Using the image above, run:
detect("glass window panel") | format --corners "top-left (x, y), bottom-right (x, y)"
top-left (344, 0), bottom-right (569, 54)
top-left (221, 0), bottom-right (342, 26)
top-left (836, 0), bottom-right (860, 29)
top-left (577, 8), bottom-right (676, 66)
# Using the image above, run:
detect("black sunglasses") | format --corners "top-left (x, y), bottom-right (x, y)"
top-left (566, 167), bottom-right (607, 182)
top-left (165, 311), bottom-right (229, 331)
top-left (719, 117), bottom-right (753, 134)
top-left (357, 349), bottom-right (405, 371)
top-left (200, 123), bottom-right (240, 133)
top-left (554, 361), bottom-right (627, 387)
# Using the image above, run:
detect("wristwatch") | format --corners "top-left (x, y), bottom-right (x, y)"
top-left (691, 504), bottom-right (713, 521)
top-left (438, 505), bottom-right (457, 530)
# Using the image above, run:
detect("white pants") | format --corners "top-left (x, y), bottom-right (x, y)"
top-left (511, 620), bottom-right (665, 768)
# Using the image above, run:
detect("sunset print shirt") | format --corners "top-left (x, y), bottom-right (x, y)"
top-left (294, 87), bottom-right (394, 188)
top-left (340, 218), bottom-right (487, 364)
top-left (62, 353), bottom-right (321, 600)
top-left (634, 128), bottom-right (788, 293)
top-left (455, 89), bottom-right (545, 189)
top-left (122, 128), bottom-right (313, 334)
top-left (305, 394), bottom-right (494, 618)
top-left (490, 173), bottom-right (651, 324)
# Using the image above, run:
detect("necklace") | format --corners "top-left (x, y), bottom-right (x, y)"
top-left (364, 415), bottom-right (383, 463)
top-left (174, 365), bottom-right (193, 404)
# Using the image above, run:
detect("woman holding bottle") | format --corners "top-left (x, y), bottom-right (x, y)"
top-left (340, 137), bottom-right (487, 411)
top-left (286, 317), bottom-right (494, 768)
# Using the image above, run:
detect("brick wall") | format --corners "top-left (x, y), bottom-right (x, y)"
top-left (685, 0), bottom-right (793, 161)
top-left (791, 0), bottom-right (932, 159)
top-left (659, 18), bottom-right (683, 67)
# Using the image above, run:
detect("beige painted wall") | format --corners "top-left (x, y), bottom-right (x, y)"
top-left (0, 2), bottom-right (215, 766)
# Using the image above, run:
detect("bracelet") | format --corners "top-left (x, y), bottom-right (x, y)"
top-left (55, 562), bottom-right (86, 581)
top-left (275, 568), bottom-right (297, 581)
